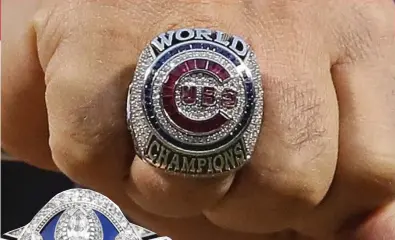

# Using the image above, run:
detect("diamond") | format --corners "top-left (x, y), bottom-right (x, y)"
top-left (134, 226), bottom-right (156, 238)
top-left (55, 207), bottom-right (103, 240)
top-left (21, 232), bottom-right (43, 240)
top-left (115, 230), bottom-right (141, 240)
top-left (4, 226), bottom-right (25, 238)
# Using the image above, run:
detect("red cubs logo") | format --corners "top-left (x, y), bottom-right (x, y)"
top-left (180, 86), bottom-right (237, 109)
top-left (162, 59), bottom-right (239, 134)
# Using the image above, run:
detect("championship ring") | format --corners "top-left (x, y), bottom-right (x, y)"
top-left (3, 189), bottom-right (171, 240)
top-left (127, 28), bottom-right (263, 176)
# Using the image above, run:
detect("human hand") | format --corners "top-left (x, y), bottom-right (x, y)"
top-left (2, 0), bottom-right (395, 239)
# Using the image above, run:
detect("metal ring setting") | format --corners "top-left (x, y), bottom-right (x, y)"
top-left (127, 28), bottom-right (263, 176)
top-left (3, 189), bottom-right (171, 240)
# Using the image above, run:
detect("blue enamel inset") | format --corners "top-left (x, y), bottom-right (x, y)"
top-left (40, 212), bottom-right (62, 240)
top-left (95, 211), bottom-right (119, 240)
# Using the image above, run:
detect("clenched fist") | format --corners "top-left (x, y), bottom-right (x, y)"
top-left (2, 0), bottom-right (395, 239)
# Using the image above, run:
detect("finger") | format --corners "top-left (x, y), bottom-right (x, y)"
top-left (297, 1), bottom-right (395, 238)
top-left (34, 2), bottom-right (141, 190)
top-left (128, 155), bottom-right (234, 217)
top-left (106, 189), bottom-right (309, 240)
top-left (127, 0), bottom-right (339, 232)
top-left (124, 1), bottom-right (250, 218)
top-left (36, 0), bottom-right (239, 215)
top-left (204, 1), bottom-right (339, 233)
top-left (1, 0), bottom-right (57, 170)
top-left (354, 201), bottom-right (395, 240)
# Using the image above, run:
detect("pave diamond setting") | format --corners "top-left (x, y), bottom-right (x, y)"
top-left (151, 51), bottom-right (246, 145)
top-left (7, 188), bottom-right (170, 240)
top-left (127, 28), bottom-right (263, 176)
top-left (115, 230), bottom-right (141, 240)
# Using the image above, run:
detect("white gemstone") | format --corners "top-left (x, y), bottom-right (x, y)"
top-left (5, 226), bottom-right (25, 238)
top-left (115, 230), bottom-right (141, 240)
top-left (21, 232), bottom-right (43, 240)
top-left (134, 226), bottom-right (155, 237)
top-left (55, 207), bottom-right (103, 240)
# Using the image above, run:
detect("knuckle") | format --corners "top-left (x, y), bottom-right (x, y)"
top-left (49, 138), bottom-right (92, 186)
top-left (136, 0), bottom-right (249, 37)
top-left (48, 124), bottom-right (125, 187)
top-left (261, 77), bottom-right (334, 206)
top-left (336, 0), bottom-right (395, 62)
top-left (34, 1), bottom-right (140, 69)
top-left (273, 80), bottom-right (328, 151)
top-left (355, 1), bottom-right (395, 42)
top-left (33, 3), bottom-right (76, 68)
top-left (157, 10), bottom-right (234, 33)
top-left (265, 159), bottom-right (329, 209)
top-left (283, 158), bottom-right (330, 206)
top-left (46, 78), bottom-right (122, 151)
top-left (45, 66), bottom-right (132, 185)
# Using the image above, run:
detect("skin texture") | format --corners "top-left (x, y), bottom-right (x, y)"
top-left (2, 0), bottom-right (395, 239)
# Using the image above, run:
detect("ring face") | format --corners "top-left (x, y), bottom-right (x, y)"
top-left (127, 28), bottom-right (263, 176)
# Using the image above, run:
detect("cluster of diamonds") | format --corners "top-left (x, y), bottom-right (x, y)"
top-left (19, 231), bottom-right (43, 240)
top-left (151, 50), bottom-right (246, 146)
top-left (127, 47), bottom-right (155, 155)
top-left (242, 51), bottom-right (264, 156)
top-left (6, 226), bottom-right (25, 238)
top-left (115, 230), bottom-right (141, 240)
top-left (18, 189), bottom-right (150, 240)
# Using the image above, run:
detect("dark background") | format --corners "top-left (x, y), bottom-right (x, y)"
top-left (1, 160), bottom-right (73, 234)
